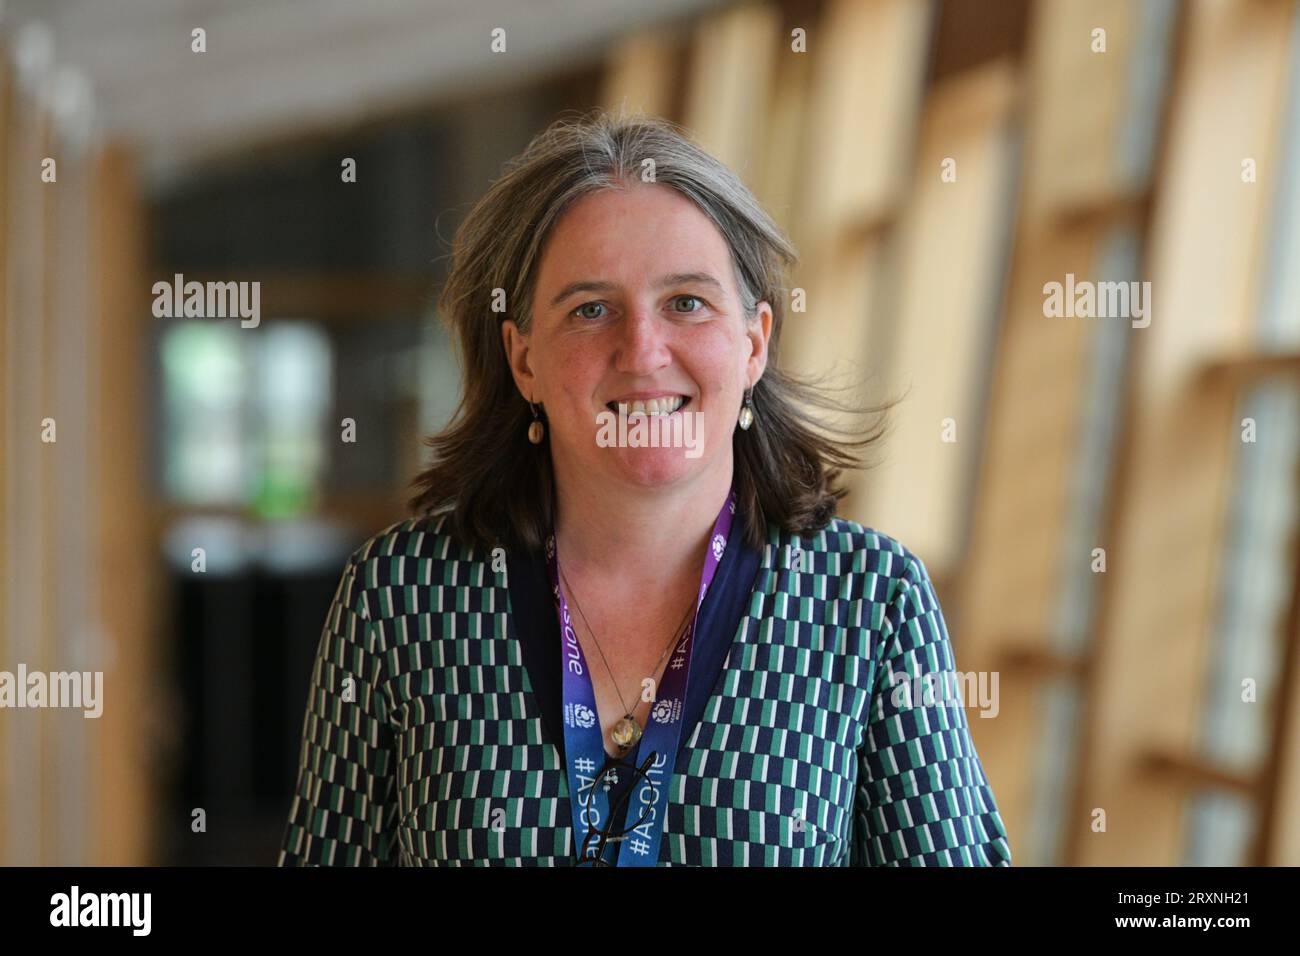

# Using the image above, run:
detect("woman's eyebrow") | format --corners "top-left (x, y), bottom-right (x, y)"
top-left (548, 272), bottom-right (724, 308)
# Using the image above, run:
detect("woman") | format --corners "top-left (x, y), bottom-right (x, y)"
top-left (278, 110), bottom-right (1012, 867)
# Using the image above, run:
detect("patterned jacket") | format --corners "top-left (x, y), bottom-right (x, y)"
top-left (278, 508), bottom-right (1013, 866)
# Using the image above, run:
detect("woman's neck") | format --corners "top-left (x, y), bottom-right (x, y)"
top-left (551, 457), bottom-right (733, 593)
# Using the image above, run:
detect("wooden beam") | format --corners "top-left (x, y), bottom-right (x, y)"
top-left (953, 0), bottom-right (1178, 864)
top-left (38, 80), bottom-right (58, 867)
top-left (0, 46), bottom-right (55, 865)
top-left (793, 0), bottom-right (932, 249)
top-left (1198, 351), bottom-right (1300, 389)
top-left (1075, 0), bottom-right (1297, 866)
top-left (853, 59), bottom-right (1020, 575)
top-left (956, 217), bottom-right (1112, 863)
top-left (1021, 0), bottom-right (1169, 221)
top-left (0, 33), bottom-right (10, 870)
top-left (1142, 749), bottom-right (1258, 798)
top-left (600, 26), bottom-right (682, 121)
top-left (93, 143), bottom-right (155, 865)
top-left (1254, 457), bottom-right (1300, 864)
top-left (681, 2), bottom-right (781, 187)
top-left (999, 645), bottom-right (1088, 681)
top-left (753, 2), bottom-right (814, 227)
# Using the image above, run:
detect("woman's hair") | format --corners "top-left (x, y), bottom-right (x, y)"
top-left (408, 106), bottom-right (900, 554)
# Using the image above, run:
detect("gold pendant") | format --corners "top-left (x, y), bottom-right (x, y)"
top-left (612, 715), bottom-right (642, 751)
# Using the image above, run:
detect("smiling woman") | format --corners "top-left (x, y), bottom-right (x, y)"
top-left (277, 108), bottom-right (1012, 867)
top-left (409, 109), bottom-right (893, 557)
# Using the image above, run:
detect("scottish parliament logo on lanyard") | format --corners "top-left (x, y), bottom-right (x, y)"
top-left (545, 487), bottom-right (736, 866)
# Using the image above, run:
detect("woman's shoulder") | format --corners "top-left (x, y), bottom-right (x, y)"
top-left (762, 513), bottom-right (931, 589)
top-left (794, 514), bottom-right (917, 556)
top-left (340, 511), bottom-right (494, 583)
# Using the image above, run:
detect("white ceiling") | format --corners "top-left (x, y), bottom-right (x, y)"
top-left (1, 0), bottom-right (721, 184)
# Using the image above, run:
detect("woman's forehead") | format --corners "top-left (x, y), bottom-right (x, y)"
top-left (537, 191), bottom-right (734, 292)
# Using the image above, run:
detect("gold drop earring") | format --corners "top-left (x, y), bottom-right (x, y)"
top-left (527, 401), bottom-right (545, 444)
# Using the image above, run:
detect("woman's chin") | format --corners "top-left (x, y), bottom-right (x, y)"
top-left (602, 448), bottom-right (701, 487)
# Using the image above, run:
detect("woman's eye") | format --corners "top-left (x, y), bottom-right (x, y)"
top-left (572, 296), bottom-right (705, 320)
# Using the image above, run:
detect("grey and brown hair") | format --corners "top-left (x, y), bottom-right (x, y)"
top-left (408, 107), bottom-right (899, 553)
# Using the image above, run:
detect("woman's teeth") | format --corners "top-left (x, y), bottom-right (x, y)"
top-left (606, 396), bottom-right (688, 416)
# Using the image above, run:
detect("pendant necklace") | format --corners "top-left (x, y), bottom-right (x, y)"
top-left (557, 562), bottom-right (696, 756)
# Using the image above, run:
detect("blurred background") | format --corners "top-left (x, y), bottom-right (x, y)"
top-left (1, 0), bottom-right (1298, 866)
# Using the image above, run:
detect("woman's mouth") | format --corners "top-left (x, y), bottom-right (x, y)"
top-left (605, 395), bottom-right (691, 416)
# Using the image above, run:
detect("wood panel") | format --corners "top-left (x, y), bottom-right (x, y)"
top-left (1268, 532), bottom-right (1300, 862)
top-left (854, 60), bottom-right (1019, 575)
top-left (93, 144), bottom-right (155, 864)
top-left (754, 4), bottom-right (814, 227)
top-left (778, 0), bottom-right (933, 532)
top-left (1076, 0), bottom-right (1297, 866)
top-left (2, 62), bottom-right (55, 865)
top-left (0, 41), bottom-right (10, 869)
top-left (600, 26), bottom-right (681, 121)
top-left (948, 0), bottom-right (1180, 863)
top-left (794, 0), bottom-right (931, 247)
top-left (1022, 0), bottom-right (1156, 219)
top-left (955, 216), bottom-right (1115, 862)
top-left (682, 2), bottom-right (781, 185)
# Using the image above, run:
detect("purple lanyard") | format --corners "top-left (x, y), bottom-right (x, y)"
top-left (546, 487), bottom-right (736, 866)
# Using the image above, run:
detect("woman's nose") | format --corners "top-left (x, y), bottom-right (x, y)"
top-left (614, 307), bottom-right (671, 374)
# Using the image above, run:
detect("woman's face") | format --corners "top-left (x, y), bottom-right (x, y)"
top-left (502, 182), bottom-right (771, 494)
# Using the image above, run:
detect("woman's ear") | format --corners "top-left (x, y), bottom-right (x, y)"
top-left (746, 301), bottom-right (773, 386)
top-left (501, 319), bottom-right (537, 400)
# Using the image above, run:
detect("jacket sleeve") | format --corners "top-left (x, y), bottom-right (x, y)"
top-left (278, 554), bottom-right (400, 866)
top-left (851, 549), bottom-right (1012, 866)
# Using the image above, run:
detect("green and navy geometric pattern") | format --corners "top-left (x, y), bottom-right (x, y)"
top-left (278, 512), bottom-right (1013, 866)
